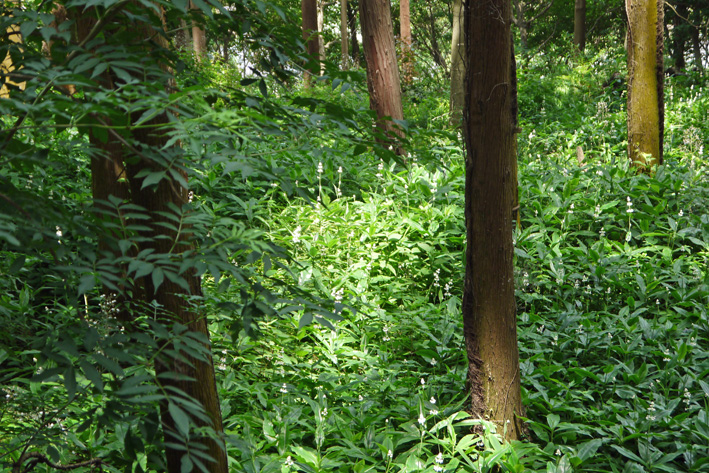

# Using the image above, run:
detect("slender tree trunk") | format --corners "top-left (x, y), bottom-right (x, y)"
top-left (359, 0), bottom-right (405, 151)
top-left (691, 26), bottom-right (704, 71)
top-left (462, 0), bottom-right (523, 441)
top-left (626, 0), bottom-right (664, 170)
top-left (400, 0), bottom-right (414, 85)
top-left (340, 0), bottom-right (349, 68)
top-left (347, 1), bottom-right (360, 65)
top-left (302, 0), bottom-right (319, 87)
top-left (190, 1), bottom-right (207, 60)
top-left (449, 0), bottom-right (465, 125)
top-left (513, 0), bottom-right (528, 50)
top-left (425, 0), bottom-right (447, 73)
top-left (317, 0), bottom-right (326, 74)
top-left (0, 0), bottom-right (24, 98)
top-left (574, 0), bottom-right (586, 51)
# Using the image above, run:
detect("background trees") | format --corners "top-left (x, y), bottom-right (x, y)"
top-left (1, 0), bottom-right (708, 472)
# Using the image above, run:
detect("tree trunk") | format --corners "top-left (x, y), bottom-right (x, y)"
top-left (302, 0), bottom-right (319, 87)
top-left (691, 25), bottom-right (704, 71)
top-left (449, 0), bottom-right (465, 125)
top-left (626, 0), bottom-right (664, 170)
top-left (347, 1), bottom-right (360, 65)
top-left (317, 0), bottom-right (326, 74)
top-left (400, 0), bottom-right (414, 85)
top-left (462, 0), bottom-right (523, 441)
top-left (574, 0), bottom-right (586, 51)
top-left (340, 0), bottom-right (349, 68)
top-left (513, 0), bottom-right (528, 50)
top-left (359, 0), bottom-right (405, 151)
top-left (190, 1), bottom-right (207, 60)
top-left (74, 7), bottom-right (228, 472)
top-left (425, 0), bottom-right (447, 73)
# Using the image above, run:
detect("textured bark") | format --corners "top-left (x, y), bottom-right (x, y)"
top-left (302, 0), bottom-right (319, 87)
top-left (1, 0), bottom-right (24, 98)
top-left (340, 0), bottom-right (348, 68)
top-left (190, 1), bottom-right (207, 60)
top-left (574, 0), bottom-right (586, 51)
top-left (449, 0), bottom-right (465, 125)
top-left (400, 0), bottom-right (414, 85)
top-left (359, 0), bottom-right (405, 150)
top-left (74, 6), bottom-right (227, 473)
top-left (317, 0), bottom-right (326, 74)
top-left (626, 0), bottom-right (664, 169)
top-left (462, 0), bottom-right (523, 441)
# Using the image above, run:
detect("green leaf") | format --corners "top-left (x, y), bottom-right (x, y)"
top-left (152, 267), bottom-right (165, 292)
top-left (547, 413), bottom-right (560, 430)
top-left (79, 359), bottom-right (104, 392)
top-left (576, 438), bottom-right (603, 461)
top-left (140, 171), bottom-right (166, 189)
top-left (299, 312), bottom-right (313, 328)
top-left (64, 365), bottom-right (77, 399)
top-left (169, 402), bottom-right (190, 438)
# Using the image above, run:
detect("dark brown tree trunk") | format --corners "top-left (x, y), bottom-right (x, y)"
top-left (302, 0), bottom-right (319, 87)
top-left (74, 7), bottom-right (228, 473)
top-left (462, 0), bottom-right (523, 441)
top-left (449, 0), bottom-right (465, 125)
top-left (359, 0), bottom-right (405, 151)
top-left (574, 0), bottom-right (586, 51)
top-left (626, 0), bottom-right (664, 170)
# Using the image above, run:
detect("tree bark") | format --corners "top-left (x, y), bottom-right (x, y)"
top-left (73, 6), bottom-right (228, 472)
top-left (340, 0), bottom-right (349, 68)
top-left (190, 1), bottom-right (207, 60)
top-left (574, 0), bottom-right (586, 51)
top-left (690, 25), bottom-right (704, 71)
top-left (347, 1), bottom-right (360, 65)
top-left (317, 0), bottom-right (326, 74)
top-left (462, 0), bottom-right (523, 441)
top-left (400, 0), bottom-right (414, 85)
top-left (302, 0), bottom-right (319, 87)
top-left (359, 0), bottom-right (405, 151)
top-left (626, 0), bottom-right (664, 170)
top-left (449, 0), bottom-right (465, 125)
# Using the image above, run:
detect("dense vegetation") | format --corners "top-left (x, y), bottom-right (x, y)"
top-left (1, 1), bottom-right (708, 472)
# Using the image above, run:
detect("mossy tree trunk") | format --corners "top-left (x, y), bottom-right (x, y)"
top-left (626, 0), bottom-right (664, 170)
top-left (462, 0), bottom-right (523, 441)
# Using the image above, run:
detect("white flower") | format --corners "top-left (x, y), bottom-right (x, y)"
top-left (430, 397), bottom-right (436, 405)
top-left (387, 449), bottom-right (393, 460)
top-left (320, 408), bottom-right (328, 417)
top-left (420, 378), bottom-right (425, 386)
top-left (435, 453), bottom-right (444, 464)
top-left (317, 162), bottom-right (323, 174)
top-left (568, 203), bottom-right (574, 214)
top-left (429, 409), bottom-right (438, 416)
top-left (280, 383), bottom-right (288, 394)
top-left (292, 226), bottom-right (302, 243)
top-left (285, 456), bottom-right (294, 466)
top-left (358, 394), bottom-right (364, 401)
top-left (418, 413), bottom-right (426, 425)
top-left (430, 358), bottom-right (437, 366)
top-left (678, 209), bottom-right (684, 217)
top-left (555, 449), bottom-right (561, 456)
top-left (626, 231), bottom-right (632, 242)
top-left (337, 166), bottom-right (343, 174)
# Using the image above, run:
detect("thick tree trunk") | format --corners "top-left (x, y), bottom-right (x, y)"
top-left (74, 7), bottom-right (228, 473)
top-left (359, 0), bottom-right (405, 151)
top-left (626, 0), bottom-right (664, 169)
top-left (340, 0), bottom-right (348, 68)
top-left (449, 0), bottom-right (465, 125)
top-left (574, 0), bottom-right (586, 51)
top-left (462, 0), bottom-right (523, 441)
top-left (400, 0), bottom-right (414, 85)
top-left (302, 0), bottom-right (319, 87)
